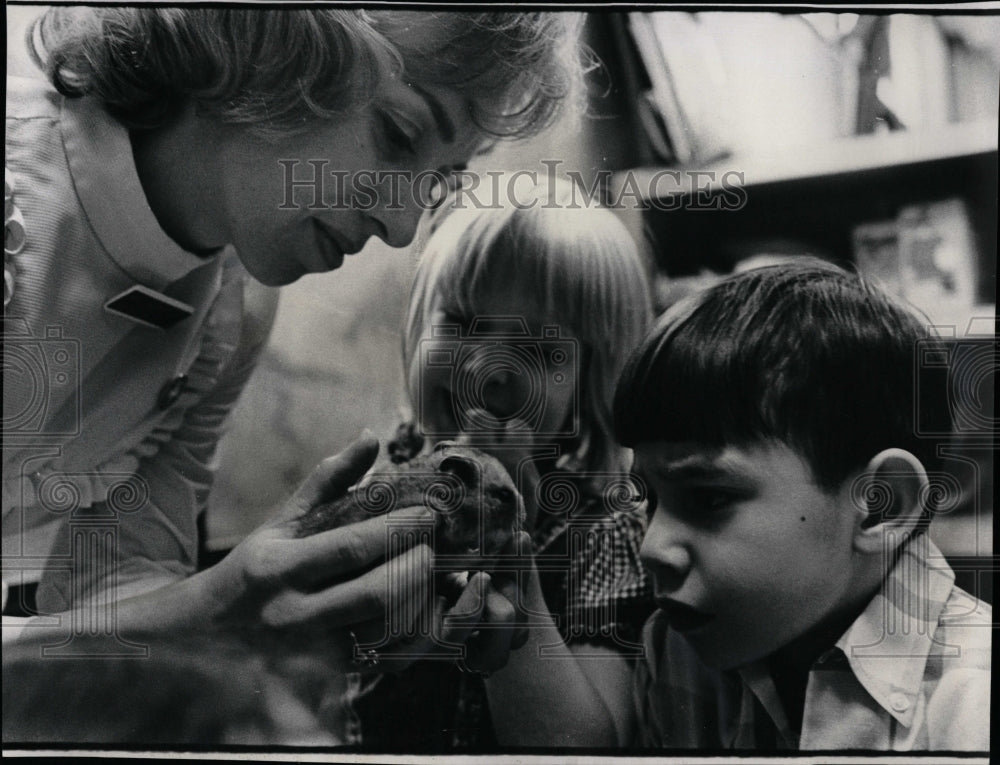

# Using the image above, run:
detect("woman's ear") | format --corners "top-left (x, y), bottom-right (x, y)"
top-left (851, 448), bottom-right (929, 555)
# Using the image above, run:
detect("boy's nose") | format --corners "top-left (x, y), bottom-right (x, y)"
top-left (639, 517), bottom-right (693, 591)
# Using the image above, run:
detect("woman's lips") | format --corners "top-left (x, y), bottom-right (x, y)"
top-left (656, 598), bottom-right (715, 633)
top-left (312, 221), bottom-right (344, 271)
top-left (312, 220), bottom-right (363, 271)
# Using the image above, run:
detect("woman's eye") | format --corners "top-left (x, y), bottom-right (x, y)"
top-left (379, 112), bottom-right (416, 157)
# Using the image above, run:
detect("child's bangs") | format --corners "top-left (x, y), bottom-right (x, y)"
top-left (614, 300), bottom-right (780, 452)
top-left (433, 223), bottom-right (560, 328)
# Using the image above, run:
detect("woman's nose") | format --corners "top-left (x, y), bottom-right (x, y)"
top-left (379, 167), bottom-right (463, 249)
top-left (379, 203), bottom-right (426, 249)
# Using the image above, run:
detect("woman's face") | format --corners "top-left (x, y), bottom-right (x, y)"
top-left (209, 71), bottom-right (486, 286)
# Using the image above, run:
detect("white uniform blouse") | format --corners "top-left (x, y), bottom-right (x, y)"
top-left (3, 73), bottom-right (277, 623)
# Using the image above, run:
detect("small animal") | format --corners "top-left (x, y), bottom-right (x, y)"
top-left (296, 441), bottom-right (524, 557)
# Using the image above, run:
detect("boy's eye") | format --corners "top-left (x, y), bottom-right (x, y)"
top-left (644, 485), bottom-right (659, 521)
top-left (687, 487), bottom-right (736, 512)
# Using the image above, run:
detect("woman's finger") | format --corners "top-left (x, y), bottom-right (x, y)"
top-left (275, 542), bottom-right (435, 629)
top-left (278, 436), bottom-right (380, 521)
top-left (490, 530), bottom-right (535, 649)
top-left (349, 574), bottom-right (438, 649)
top-left (285, 505), bottom-right (435, 584)
top-left (349, 596), bottom-right (461, 675)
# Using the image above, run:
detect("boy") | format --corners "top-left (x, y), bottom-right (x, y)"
top-left (613, 259), bottom-right (990, 751)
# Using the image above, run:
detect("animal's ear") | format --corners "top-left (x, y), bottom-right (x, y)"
top-left (439, 454), bottom-right (480, 486)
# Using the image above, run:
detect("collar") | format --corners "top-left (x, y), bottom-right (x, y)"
top-left (833, 534), bottom-right (955, 728)
top-left (735, 535), bottom-right (954, 736)
top-left (737, 663), bottom-right (797, 748)
top-left (60, 95), bottom-right (212, 291)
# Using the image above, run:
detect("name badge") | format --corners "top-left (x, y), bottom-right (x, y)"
top-left (103, 285), bottom-right (194, 330)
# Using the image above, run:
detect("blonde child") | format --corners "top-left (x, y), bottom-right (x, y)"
top-left (351, 180), bottom-right (655, 749)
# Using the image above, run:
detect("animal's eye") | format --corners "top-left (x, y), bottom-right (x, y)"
top-left (495, 487), bottom-right (515, 503)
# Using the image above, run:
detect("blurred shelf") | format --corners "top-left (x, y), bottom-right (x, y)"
top-left (610, 118), bottom-right (998, 203)
top-left (923, 307), bottom-right (996, 337)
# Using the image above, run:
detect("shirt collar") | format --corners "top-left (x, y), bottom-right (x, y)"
top-left (834, 534), bottom-right (955, 728)
top-left (737, 663), bottom-right (797, 748)
top-left (60, 95), bottom-right (212, 291)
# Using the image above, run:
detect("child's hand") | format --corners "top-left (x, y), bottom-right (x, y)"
top-left (484, 529), bottom-right (535, 654)
top-left (343, 553), bottom-right (533, 676)
top-left (438, 530), bottom-right (536, 676)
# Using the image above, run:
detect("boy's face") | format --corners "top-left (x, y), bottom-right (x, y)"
top-left (635, 440), bottom-right (861, 670)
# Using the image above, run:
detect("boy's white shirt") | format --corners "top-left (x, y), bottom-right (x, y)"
top-left (634, 533), bottom-right (991, 750)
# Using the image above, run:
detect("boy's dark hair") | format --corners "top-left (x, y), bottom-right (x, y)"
top-left (613, 259), bottom-right (952, 522)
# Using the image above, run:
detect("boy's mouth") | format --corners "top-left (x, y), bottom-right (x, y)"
top-left (656, 598), bottom-right (715, 633)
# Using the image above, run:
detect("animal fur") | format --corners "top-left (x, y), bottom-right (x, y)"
top-left (296, 441), bottom-right (524, 557)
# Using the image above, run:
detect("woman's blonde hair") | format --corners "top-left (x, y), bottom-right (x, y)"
top-left (28, 8), bottom-right (587, 141)
top-left (403, 181), bottom-right (653, 475)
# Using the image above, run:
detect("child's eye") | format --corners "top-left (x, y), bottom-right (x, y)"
top-left (440, 310), bottom-right (470, 328)
top-left (474, 140), bottom-right (498, 158)
top-left (688, 487), bottom-right (736, 512)
top-left (644, 485), bottom-right (659, 521)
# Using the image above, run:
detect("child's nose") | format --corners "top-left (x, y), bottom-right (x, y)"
top-left (480, 369), bottom-right (513, 404)
top-left (639, 516), bottom-right (693, 590)
top-left (465, 362), bottom-right (520, 419)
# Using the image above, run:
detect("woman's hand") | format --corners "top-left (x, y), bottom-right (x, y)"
top-left (196, 434), bottom-right (532, 674)
top-left (195, 436), bottom-right (442, 659)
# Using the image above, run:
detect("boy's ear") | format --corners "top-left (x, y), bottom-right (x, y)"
top-left (850, 448), bottom-right (929, 555)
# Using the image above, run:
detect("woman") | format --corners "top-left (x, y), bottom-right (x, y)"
top-left (3, 7), bottom-right (584, 697)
